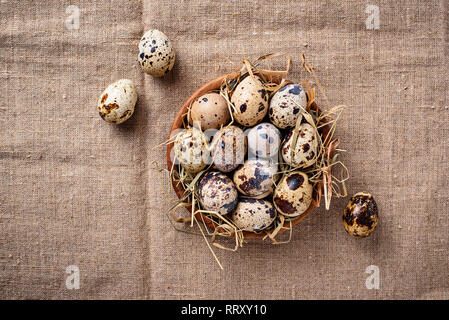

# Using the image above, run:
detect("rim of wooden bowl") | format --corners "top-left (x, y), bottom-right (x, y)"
top-left (166, 70), bottom-right (331, 240)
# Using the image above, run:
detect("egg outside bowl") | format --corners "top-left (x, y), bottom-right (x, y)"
top-left (166, 70), bottom-right (333, 240)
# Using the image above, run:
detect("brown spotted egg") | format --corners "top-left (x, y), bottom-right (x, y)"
top-left (343, 192), bottom-right (378, 238)
top-left (230, 75), bottom-right (269, 127)
top-left (189, 92), bottom-right (230, 130)
top-left (232, 198), bottom-right (277, 232)
top-left (269, 84), bottom-right (307, 129)
top-left (211, 125), bottom-right (246, 172)
top-left (138, 29), bottom-right (175, 77)
top-left (273, 171), bottom-right (313, 218)
top-left (198, 171), bottom-right (239, 216)
top-left (247, 122), bottom-right (281, 159)
top-left (98, 79), bottom-right (137, 124)
top-left (282, 123), bottom-right (318, 168)
top-left (233, 159), bottom-right (278, 199)
top-left (173, 128), bottom-right (209, 174)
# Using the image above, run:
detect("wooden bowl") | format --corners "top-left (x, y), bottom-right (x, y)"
top-left (167, 71), bottom-right (331, 239)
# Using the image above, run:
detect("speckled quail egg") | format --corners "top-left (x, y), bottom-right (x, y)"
top-left (211, 125), bottom-right (246, 172)
top-left (189, 92), bottom-right (231, 130)
top-left (233, 159), bottom-right (279, 199)
top-left (230, 75), bottom-right (269, 127)
top-left (97, 79), bottom-right (137, 124)
top-left (198, 171), bottom-right (239, 216)
top-left (269, 84), bottom-right (307, 129)
top-left (247, 122), bottom-right (281, 159)
top-left (231, 198), bottom-right (277, 232)
top-left (343, 192), bottom-right (379, 238)
top-left (173, 128), bottom-right (209, 174)
top-left (138, 29), bottom-right (175, 77)
top-left (273, 171), bottom-right (313, 218)
top-left (282, 123), bottom-right (318, 168)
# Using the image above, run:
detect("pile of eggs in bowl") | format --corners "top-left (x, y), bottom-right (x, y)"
top-left (173, 75), bottom-right (319, 234)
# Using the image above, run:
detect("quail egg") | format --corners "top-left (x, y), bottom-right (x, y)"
top-left (343, 192), bottom-right (379, 238)
top-left (198, 171), bottom-right (239, 216)
top-left (282, 123), bottom-right (318, 168)
top-left (138, 29), bottom-right (175, 77)
top-left (173, 128), bottom-right (210, 174)
top-left (211, 125), bottom-right (246, 172)
top-left (230, 75), bottom-right (269, 127)
top-left (269, 84), bottom-right (307, 129)
top-left (247, 122), bottom-right (281, 159)
top-left (189, 92), bottom-right (230, 130)
top-left (273, 171), bottom-right (313, 217)
top-left (233, 159), bottom-right (279, 199)
top-left (232, 198), bottom-right (277, 232)
top-left (97, 79), bottom-right (137, 124)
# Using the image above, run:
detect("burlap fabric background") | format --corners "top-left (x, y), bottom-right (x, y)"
top-left (0, 0), bottom-right (447, 299)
